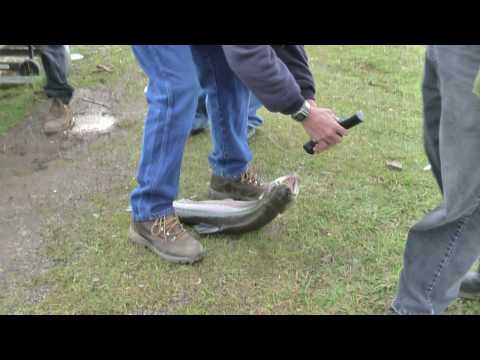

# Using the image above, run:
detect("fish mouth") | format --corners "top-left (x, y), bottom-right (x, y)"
top-left (174, 174), bottom-right (300, 235)
top-left (265, 174), bottom-right (299, 197)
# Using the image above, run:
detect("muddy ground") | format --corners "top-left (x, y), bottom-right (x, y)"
top-left (0, 84), bottom-right (146, 308)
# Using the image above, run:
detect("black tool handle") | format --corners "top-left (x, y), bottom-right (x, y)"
top-left (303, 111), bottom-right (364, 155)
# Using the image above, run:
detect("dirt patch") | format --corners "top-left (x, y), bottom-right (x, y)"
top-left (0, 88), bottom-right (118, 179)
top-left (0, 82), bottom-right (146, 311)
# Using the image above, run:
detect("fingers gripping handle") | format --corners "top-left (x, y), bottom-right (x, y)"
top-left (303, 111), bottom-right (364, 155)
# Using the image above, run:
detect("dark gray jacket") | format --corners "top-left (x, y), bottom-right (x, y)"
top-left (222, 45), bottom-right (316, 115)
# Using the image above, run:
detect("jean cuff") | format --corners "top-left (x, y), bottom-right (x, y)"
top-left (132, 205), bottom-right (175, 222)
top-left (390, 300), bottom-right (434, 316)
top-left (211, 164), bottom-right (248, 179)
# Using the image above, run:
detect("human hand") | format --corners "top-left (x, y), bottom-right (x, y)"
top-left (302, 106), bottom-right (347, 153)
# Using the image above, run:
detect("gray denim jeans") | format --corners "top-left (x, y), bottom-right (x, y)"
top-left (35, 45), bottom-right (74, 104)
top-left (392, 45), bottom-right (480, 315)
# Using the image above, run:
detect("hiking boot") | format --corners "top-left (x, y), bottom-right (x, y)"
top-left (208, 169), bottom-right (266, 201)
top-left (459, 271), bottom-right (480, 300)
top-left (128, 215), bottom-right (205, 264)
top-left (43, 98), bottom-right (74, 135)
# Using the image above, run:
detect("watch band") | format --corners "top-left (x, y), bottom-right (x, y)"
top-left (291, 100), bottom-right (311, 122)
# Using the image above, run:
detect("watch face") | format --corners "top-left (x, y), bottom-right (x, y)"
top-left (296, 113), bottom-right (307, 122)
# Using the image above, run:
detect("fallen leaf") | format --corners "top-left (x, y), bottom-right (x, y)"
top-left (96, 64), bottom-right (113, 73)
top-left (386, 160), bottom-right (403, 171)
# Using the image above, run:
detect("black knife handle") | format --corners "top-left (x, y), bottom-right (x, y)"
top-left (303, 111), bottom-right (364, 155)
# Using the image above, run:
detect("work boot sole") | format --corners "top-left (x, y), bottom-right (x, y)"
top-left (128, 225), bottom-right (204, 264)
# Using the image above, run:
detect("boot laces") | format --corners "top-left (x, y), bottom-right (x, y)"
top-left (151, 216), bottom-right (185, 242)
top-left (240, 169), bottom-right (261, 186)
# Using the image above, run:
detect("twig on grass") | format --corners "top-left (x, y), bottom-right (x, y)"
top-left (80, 97), bottom-right (111, 109)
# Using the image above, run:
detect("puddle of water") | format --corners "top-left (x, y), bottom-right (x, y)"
top-left (70, 114), bottom-right (116, 135)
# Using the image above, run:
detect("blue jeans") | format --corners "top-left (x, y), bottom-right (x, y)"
top-left (192, 91), bottom-right (263, 131)
top-left (130, 45), bottom-right (251, 221)
top-left (247, 94), bottom-right (264, 129)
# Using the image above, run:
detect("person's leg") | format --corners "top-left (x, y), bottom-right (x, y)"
top-left (128, 45), bottom-right (204, 264)
top-left (191, 45), bottom-right (251, 177)
top-left (192, 90), bottom-right (263, 140)
top-left (37, 45), bottom-right (75, 135)
top-left (39, 45), bottom-right (74, 104)
top-left (421, 46), bottom-right (443, 193)
top-left (130, 45), bottom-right (200, 221)
top-left (145, 73), bottom-right (208, 137)
top-left (247, 93), bottom-right (263, 139)
top-left (190, 45), bottom-right (265, 201)
top-left (392, 45), bottom-right (480, 315)
top-left (191, 91), bottom-right (209, 135)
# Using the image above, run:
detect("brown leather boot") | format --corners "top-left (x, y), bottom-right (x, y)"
top-left (43, 98), bottom-right (74, 135)
top-left (128, 214), bottom-right (205, 264)
top-left (208, 168), bottom-right (266, 201)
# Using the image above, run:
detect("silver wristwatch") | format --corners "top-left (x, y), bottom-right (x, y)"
top-left (291, 100), bottom-right (311, 122)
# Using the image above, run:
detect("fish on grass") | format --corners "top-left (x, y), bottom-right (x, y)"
top-left (174, 175), bottom-right (300, 235)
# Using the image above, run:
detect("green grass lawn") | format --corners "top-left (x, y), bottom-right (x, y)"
top-left (0, 79), bottom-right (44, 136)
top-left (2, 45), bottom-right (479, 314)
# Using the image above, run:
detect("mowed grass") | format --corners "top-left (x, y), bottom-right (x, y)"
top-left (2, 45), bottom-right (480, 315)
top-left (0, 79), bottom-right (44, 136)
